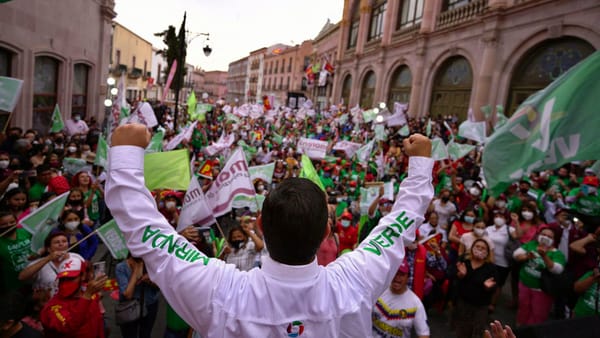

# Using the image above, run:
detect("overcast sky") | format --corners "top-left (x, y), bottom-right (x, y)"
top-left (114, 0), bottom-right (344, 72)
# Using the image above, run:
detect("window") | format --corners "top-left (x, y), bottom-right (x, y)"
top-left (430, 56), bottom-right (473, 120)
top-left (507, 37), bottom-right (595, 114)
top-left (279, 77), bottom-right (283, 90)
top-left (144, 60), bottom-right (147, 75)
top-left (387, 66), bottom-right (412, 109)
top-left (0, 48), bottom-right (12, 77)
top-left (341, 75), bottom-right (352, 106)
top-left (281, 59), bottom-right (285, 73)
top-left (287, 76), bottom-right (290, 90)
top-left (397, 0), bottom-right (424, 29)
top-left (72, 64), bottom-right (89, 117)
top-left (348, 20), bottom-right (359, 49)
top-left (360, 71), bottom-right (376, 108)
top-left (157, 64), bottom-right (162, 84)
top-left (444, 0), bottom-right (471, 11)
top-left (288, 58), bottom-right (292, 72)
top-left (132, 55), bottom-right (136, 68)
top-left (33, 56), bottom-right (60, 133)
top-left (368, 2), bottom-right (387, 41)
top-left (115, 49), bottom-right (121, 65)
top-left (274, 61), bottom-right (279, 74)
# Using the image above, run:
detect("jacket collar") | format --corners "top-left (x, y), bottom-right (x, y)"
top-left (261, 256), bottom-right (320, 282)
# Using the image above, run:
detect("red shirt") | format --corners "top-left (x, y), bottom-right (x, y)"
top-left (41, 294), bottom-right (105, 338)
top-left (317, 235), bottom-right (338, 266)
top-left (336, 223), bottom-right (358, 254)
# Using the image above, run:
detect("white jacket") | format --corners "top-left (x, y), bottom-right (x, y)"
top-left (106, 146), bottom-right (433, 337)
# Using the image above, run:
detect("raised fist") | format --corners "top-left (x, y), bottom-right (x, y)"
top-left (111, 124), bottom-right (151, 149)
top-left (403, 134), bottom-right (432, 158)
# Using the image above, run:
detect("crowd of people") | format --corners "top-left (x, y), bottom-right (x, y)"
top-left (0, 96), bottom-right (599, 338)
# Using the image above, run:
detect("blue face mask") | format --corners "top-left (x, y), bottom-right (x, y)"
top-left (464, 216), bottom-right (475, 224)
top-left (341, 220), bottom-right (351, 228)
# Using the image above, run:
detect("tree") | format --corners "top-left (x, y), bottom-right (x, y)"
top-left (154, 21), bottom-right (186, 91)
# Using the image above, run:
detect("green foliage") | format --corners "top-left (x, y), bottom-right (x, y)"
top-left (154, 16), bottom-right (187, 90)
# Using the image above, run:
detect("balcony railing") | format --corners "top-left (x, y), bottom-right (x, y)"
top-left (111, 64), bottom-right (127, 76)
top-left (128, 67), bottom-right (143, 79)
top-left (437, 0), bottom-right (488, 30)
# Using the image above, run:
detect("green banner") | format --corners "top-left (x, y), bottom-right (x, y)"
top-left (96, 220), bottom-right (129, 260)
top-left (483, 51), bottom-right (600, 196)
top-left (144, 149), bottom-right (191, 191)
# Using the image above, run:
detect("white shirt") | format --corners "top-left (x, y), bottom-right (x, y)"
top-left (65, 119), bottom-right (89, 136)
top-left (431, 199), bottom-right (456, 229)
top-left (419, 223), bottom-right (447, 243)
top-left (486, 225), bottom-right (511, 267)
top-left (372, 288), bottom-right (430, 338)
top-left (106, 146), bottom-right (434, 338)
top-left (27, 253), bottom-right (84, 296)
top-left (226, 240), bottom-right (259, 272)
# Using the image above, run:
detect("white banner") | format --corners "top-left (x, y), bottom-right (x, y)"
top-left (176, 177), bottom-right (216, 232)
top-left (297, 137), bottom-right (329, 159)
top-left (333, 140), bottom-right (362, 159)
top-left (205, 148), bottom-right (256, 218)
top-left (165, 121), bottom-right (198, 151)
top-left (204, 132), bottom-right (235, 156)
top-left (249, 162), bottom-right (275, 184)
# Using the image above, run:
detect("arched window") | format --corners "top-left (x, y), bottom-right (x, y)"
top-left (387, 65), bottom-right (412, 109)
top-left (72, 64), bottom-right (89, 118)
top-left (507, 37), bottom-right (595, 114)
top-left (33, 56), bottom-right (60, 133)
top-left (341, 75), bottom-right (352, 106)
top-left (360, 71), bottom-right (376, 108)
top-left (430, 56), bottom-right (473, 120)
top-left (0, 48), bottom-right (12, 77)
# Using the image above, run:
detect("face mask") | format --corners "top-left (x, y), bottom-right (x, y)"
top-left (257, 185), bottom-right (265, 191)
top-left (231, 240), bottom-right (244, 250)
top-left (0, 160), bottom-right (8, 169)
top-left (474, 228), bottom-right (485, 237)
top-left (494, 217), bottom-right (506, 227)
top-left (469, 187), bottom-right (481, 197)
top-left (472, 247), bottom-right (487, 260)
top-left (538, 234), bottom-right (553, 247)
top-left (74, 116), bottom-right (81, 121)
top-left (68, 146), bottom-right (77, 153)
top-left (521, 211), bottom-right (534, 220)
top-left (165, 201), bottom-right (177, 209)
top-left (441, 196), bottom-right (450, 203)
top-left (55, 137), bottom-right (64, 144)
top-left (341, 220), bottom-right (351, 228)
top-left (520, 188), bottom-right (529, 194)
top-left (495, 201), bottom-right (506, 209)
top-left (464, 216), bottom-right (475, 224)
top-left (69, 199), bottom-right (82, 205)
top-left (64, 221), bottom-right (79, 231)
top-left (45, 139), bottom-right (53, 145)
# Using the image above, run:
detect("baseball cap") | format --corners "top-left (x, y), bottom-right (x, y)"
top-left (57, 256), bottom-right (86, 279)
top-left (584, 167), bottom-right (595, 175)
top-left (583, 176), bottom-right (599, 187)
top-left (397, 259), bottom-right (410, 274)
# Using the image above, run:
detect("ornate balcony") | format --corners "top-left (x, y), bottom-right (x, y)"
top-left (437, 0), bottom-right (488, 30)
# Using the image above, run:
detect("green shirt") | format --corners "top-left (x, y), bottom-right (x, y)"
top-left (319, 175), bottom-right (334, 189)
top-left (568, 188), bottom-right (600, 216)
top-left (28, 182), bottom-right (46, 201)
top-left (518, 240), bottom-right (566, 289)
top-left (0, 228), bottom-right (33, 291)
top-left (166, 303), bottom-right (190, 331)
top-left (84, 190), bottom-right (102, 221)
top-left (574, 271), bottom-right (600, 317)
top-left (507, 195), bottom-right (523, 213)
top-left (548, 175), bottom-right (570, 194)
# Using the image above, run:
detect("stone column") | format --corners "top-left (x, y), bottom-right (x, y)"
top-left (407, 40), bottom-right (427, 118)
top-left (382, 0), bottom-right (399, 46)
top-left (471, 33), bottom-right (498, 121)
top-left (420, 0), bottom-right (440, 34)
top-left (355, 0), bottom-right (371, 55)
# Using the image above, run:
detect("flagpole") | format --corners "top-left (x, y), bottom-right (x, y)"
top-left (0, 225), bottom-right (18, 238)
top-left (67, 229), bottom-right (99, 253)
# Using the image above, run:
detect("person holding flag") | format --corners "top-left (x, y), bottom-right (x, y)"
top-left (106, 123), bottom-right (433, 337)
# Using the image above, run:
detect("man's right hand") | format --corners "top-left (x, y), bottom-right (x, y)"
top-left (111, 124), bottom-right (151, 148)
top-left (403, 134), bottom-right (431, 158)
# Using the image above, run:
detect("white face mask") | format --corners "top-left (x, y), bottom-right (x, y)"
top-left (68, 146), bottom-right (77, 153)
top-left (494, 217), bottom-right (506, 227)
top-left (472, 247), bottom-right (487, 260)
top-left (538, 234), bottom-right (553, 247)
top-left (64, 221), bottom-right (79, 231)
top-left (474, 228), bottom-right (486, 237)
top-left (521, 211), bottom-right (534, 220)
top-left (495, 201), bottom-right (506, 209)
top-left (341, 220), bottom-right (351, 228)
top-left (0, 160), bottom-right (8, 169)
top-left (469, 187), bottom-right (481, 197)
top-left (165, 201), bottom-right (177, 209)
top-left (464, 216), bottom-right (475, 224)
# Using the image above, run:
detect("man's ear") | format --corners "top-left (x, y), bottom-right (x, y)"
top-left (322, 223), bottom-right (331, 243)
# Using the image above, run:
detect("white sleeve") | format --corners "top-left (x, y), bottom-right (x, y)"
top-left (513, 247), bottom-right (527, 258)
top-left (105, 146), bottom-right (228, 332)
top-left (328, 157), bottom-right (434, 304)
top-left (414, 300), bottom-right (430, 336)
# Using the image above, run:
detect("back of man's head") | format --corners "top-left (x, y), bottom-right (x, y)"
top-left (262, 178), bottom-right (327, 265)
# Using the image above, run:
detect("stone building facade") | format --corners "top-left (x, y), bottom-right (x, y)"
top-left (227, 56), bottom-right (248, 104)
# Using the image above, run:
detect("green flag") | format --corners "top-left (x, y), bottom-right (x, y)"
top-left (238, 140), bottom-right (257, 162)
top-left (62, 157), bottom-right (90, 176)
top-left (20, 192), bottom-right (70, 253)
top-left (481, 105), bottom-right (493, 120)
top-left (95, 136), bottom-right (108, 167)
top-left (363, 109), bottom-right (376, 123)
top-left (426, 119), bottom-right (432, 136)
top-left (96, 220), bottom-right (129, 260)
top-left (431, 137), bottom-right (448, 161)
top-left (50, 104), bottom-right (64, 133)
top-left (494, 105), bottom-right (508, 131)
top-left (0, 76), bottom-right (24, 112)
top-left (447, 141), bottom-right (475, 161)
top-left (187, 91), bottom-right (197, 116)
top-left (145, 130), bottom-right (164, 153)
top-left (299, 154), bottom-right (325, 191)
top-left (398, 124), bottom-right (410, 136)
top-left (144, 149), bottom-right (191, 191)
top-left (483, 51), bottom-right (600, 196)
top-left (272, 132), bottom-right (284, 145)
top-left (226, 113), bottom-right (240, 124)
top-left (374, 124), bottom-right (386, 141)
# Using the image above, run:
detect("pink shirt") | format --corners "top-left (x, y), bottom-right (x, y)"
top-left (317, 236), bottom-right (338, 266)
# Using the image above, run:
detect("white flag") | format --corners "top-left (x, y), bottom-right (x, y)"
top-left (355, 140), bottom-right (375, 164)
top-left (204, 132), bottom-right (235, 156)
top-left (176, 177), bottom-right (216, 232)
top-left (297, 137), bottom-right (329, 160)
top-left (431, 137), bottom-right (449, 161)
top-left (205, 148), bottom-right (256, 218)
top-left (249, 162), bottom-right (275, 185)
top-left (165, 121), bottom-right (198, 151)
top-left (458, 120), bottom-right (487, 144)
top-left (332, 140), bottom-right (362, 159)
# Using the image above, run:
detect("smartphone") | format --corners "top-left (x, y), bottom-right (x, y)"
top-left (93, 261), bottom-right (106, 277)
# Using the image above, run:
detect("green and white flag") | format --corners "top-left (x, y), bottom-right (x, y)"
top-left (431, 137), bottom-right (448, 161)
top-left (249, 162), bottom-right (275, 184)
top-left (483, 50), bottom-right (600, 196)
top-left (447, 141), bottom-right (475, 161)
top-left (363, 109), bottom-right (376, 123)
top-left (50, 104), bottom-right (64, 133)
top-left (20, 192), bottom-right (70, 253)
top-left (272, 131), bottom-right (284, 145)
top-left (238, 140), bottom-right (257, 162)
top-left (187, 91), bottom-right (197, 117)
top-left (458, 120), bottom-right (487, 144)
top-left (145, 130), bottom-right (164, 153)
top-left (63, 157), bottom-right (91, 176)
top-left (232, 194), bottom-right (266, 212)
top-left (0, 76), bottom-right (24, 112)
top-left (96, 220), bottom-right (129, 260)
top-left (226, 113), bottom-right (240, 124)
top-left (299, 154), bottom-right (325, 191)
top-left (494, 105), bottom-right (508, 131)
top-left (355, 140), bottom-right (375, 165)
top-left (95, 136), bottom-right (109, 167)
top-left (359, 186), bottom-right (380, 215)
top-left (481, 105), bottom-right (493, 120)
top-left (425, 119), bottom-right (432, 136)
top-left (374, 124), bottom-right (387, 141)
top-left (398, 124), bottom-right (410, 137)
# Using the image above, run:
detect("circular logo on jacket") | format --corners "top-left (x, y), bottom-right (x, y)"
top-left (286, 320), bottom-right (304, 337)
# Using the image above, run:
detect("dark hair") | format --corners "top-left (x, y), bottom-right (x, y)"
top-left (0, 210), bottom-right (15, 221)
top-left (262, 178), bottom-right (328, 265)
top-left (0, 187), bottom-right (28, 211)
top-left (227, 225), bottom-right (247, 243)
top-left (60, 210), bottom-right (81, 223)
top-left (43, 230), bottom-right (68, 256)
